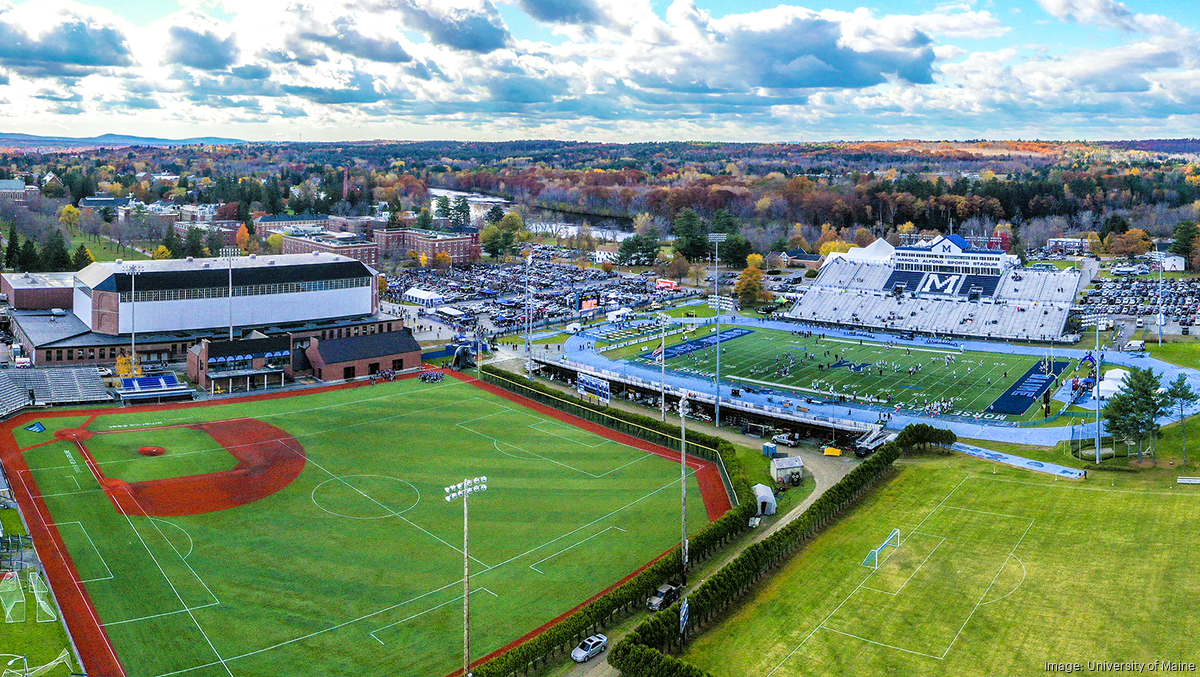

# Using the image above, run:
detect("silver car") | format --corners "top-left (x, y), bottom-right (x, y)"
top-left (571, 634), bottom-right (608, 663)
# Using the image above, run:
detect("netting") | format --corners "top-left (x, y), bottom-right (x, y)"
top-left (0, 571), bottom-right (25, 623)
top-left (862, 528), bottom-right (900, 570)
top-left (1, 648), bottom-right (75, 677)
top-left (26, 570), bottom-right (56, 623)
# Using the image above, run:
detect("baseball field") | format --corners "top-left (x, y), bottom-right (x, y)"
top-left (0, 372), bottom-right (724, 677)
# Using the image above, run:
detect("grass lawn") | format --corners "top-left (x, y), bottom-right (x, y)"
top-left (1139, 334), bottom-right (1200, 368)
top-left (682, 454), bottom-right (1200, 676)
top-left (69, 235), bottom-right (149, 262)
top-left (0, 509), bottom-right (76, 673)
top-left (613, 327), bottom-right (1078, 421)
top-left (3, 376), bottom-right (714, 677)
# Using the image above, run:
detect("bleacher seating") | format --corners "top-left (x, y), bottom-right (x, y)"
top-left (6, 368), bottom-right (110, 405)
top-left (883, 270), bottom-right (925, 292)
top-left (785, 262), bottom-right (1081, 342)
top-left (0, 371), bottom-right (30, 416)
top-left (116, 373), bottom-right (193, 402)
top-left (957, 275), bottom-right (1001, 298)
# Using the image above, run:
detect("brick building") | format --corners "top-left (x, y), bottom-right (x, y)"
top-left (302, 329), bottom-right (421, 381)
top-left (280, 232), bottom-right (379, 265)
top-left (373, 228), bottom-right (479, 264)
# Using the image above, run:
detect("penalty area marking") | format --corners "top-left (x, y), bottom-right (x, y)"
top-left (368, 588), bottom-right (498, 645)
top-left (858, 531), bottom-right (946, 598)
top-left (529, 526), bottom-right (627, 573)
top-left (46, 521), bottom-right (113, 583)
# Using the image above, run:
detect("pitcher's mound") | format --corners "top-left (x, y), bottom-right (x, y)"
top-left (138, 446), bottom-right (166, 457)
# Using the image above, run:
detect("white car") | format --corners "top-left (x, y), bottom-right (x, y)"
top-left (571, 634), bottom-right (608, 663)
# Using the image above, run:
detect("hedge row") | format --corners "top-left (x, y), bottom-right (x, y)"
top-left (472, 366), bottom-right (757, 677)
top-left (612, 430), bottom-right (934, 676)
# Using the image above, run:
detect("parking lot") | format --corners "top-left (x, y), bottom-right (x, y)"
top-left (1079, 276), bottom-right (1200, 334)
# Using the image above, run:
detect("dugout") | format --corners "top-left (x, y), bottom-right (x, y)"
top-left (752, 483), bottom-right (777, 516)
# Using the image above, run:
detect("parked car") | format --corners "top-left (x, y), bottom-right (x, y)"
top-left (571, 634), bottom-right (608, 663)
top-left (647, 583), bottom-right (679, 611)
top-left (773, 433), bottom-right (802, 448)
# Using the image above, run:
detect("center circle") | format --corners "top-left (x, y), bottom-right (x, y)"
top-left (310, 475), bottom-right (420, 520)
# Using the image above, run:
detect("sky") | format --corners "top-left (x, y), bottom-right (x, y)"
top-left (0, 0), bottom-right (1195, 143)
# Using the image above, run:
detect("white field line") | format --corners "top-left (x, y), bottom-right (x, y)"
top-left (110, 485), bottom-right (233, 677)
top-left (530, 420), bottom-right (609, 449)
top-left (940, 518), bottom-right (1034, 659)
top-left (820, 337), bottom-right (960, 355)
top-left (45, 521), bottom-right (113, 583)
top-left (859, 534), bottom-right (945, 598)
top-left (764, 477), bottom-right (967, 677)
top-left (977, 555), bottom-right (1027, 607)
top-left (150, 471), bottom-right (698, 677)
top-left (529, 527), bottom-right (627, 573)
top-left (368, 588), bottom-right (499, 645)
top-left (102, 602), bottom-right (220, 628)
top-left (818, 626), bottom-right (945, 660)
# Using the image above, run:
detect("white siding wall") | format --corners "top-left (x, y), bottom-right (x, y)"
top-left (73, 286), bottom-right (93, 329)
top-left (117, 286), bottom-right (372, 333)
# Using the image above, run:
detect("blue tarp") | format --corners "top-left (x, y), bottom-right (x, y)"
top-left (954, 443), bottom-right (1085, 479)
top-left (644, 327), bottom-right (754, 361)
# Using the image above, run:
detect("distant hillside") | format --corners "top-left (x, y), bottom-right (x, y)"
top-left (0, 132), bottom-right (245, 150)
top-left (1101, 139), bottom-right (1200, 154)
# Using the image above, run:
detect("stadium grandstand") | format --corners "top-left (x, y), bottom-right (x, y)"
top-left (4, 368), bottom-right (110, 406)
top-left (784, 235), bottom-right (1083, 342)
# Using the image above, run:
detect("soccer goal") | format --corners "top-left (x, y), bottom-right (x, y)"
top-left (26, 570), bottom-right (56, 623)
top-left (0, 571), bottom-right (25, 623)
top-left (861, 528), bottom-right (901, 570)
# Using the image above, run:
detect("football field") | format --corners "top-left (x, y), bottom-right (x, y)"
top-left (682, 457), bottom-right (1200, 676)
top-left (626, 327), bottom-right (1076, 419)
top-left (1, 374), bottom-right (720, 677)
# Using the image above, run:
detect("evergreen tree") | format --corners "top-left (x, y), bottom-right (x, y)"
top-left (1170, 220), bottom-right (1198, 264)
top-left (161, 228), bottom-right (184, 258)
top-left (416, 208), bottom-right (433, 230)
top-left (1165, 373), bottom-right (1199, 464)
top-left (71, 243), bottom-right (93, 271)
top-left (672, 209), bottom-right (709, 261)
top-left (17, 239), bottom-right (40, 272)
top-left (183, 227), bottom-right (207, 258)
top-left (4, 223), bottom-right (18, 269)
top-left (451, 196), bottom-right (471, 229)
top-left (718, 234), bottom-right (753, 268)
top-left (435, 196), bottom-right (451, 218)
top-left (485, 205), bottom-right (506, 224)
top-left (205, 231), bottom-right (226, 257)
top-left (41, 229), bottom-right (73, 271)
top-left (710, 209), bottom-right (739, 235)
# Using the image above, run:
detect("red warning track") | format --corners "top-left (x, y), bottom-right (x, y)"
top-left (0, 368), bottom-right (733, 677)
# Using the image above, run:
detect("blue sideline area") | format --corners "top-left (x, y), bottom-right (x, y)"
top-left (645, 327), bottom-right (754, 361)
top-left (953, 442), bottom-right (1085, 479)
top-left (987, 360), bottom-right (1071, 415)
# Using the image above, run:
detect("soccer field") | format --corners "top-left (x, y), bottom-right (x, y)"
top-left (627, 327), bottom-right (1075, 419)
top-left (682, 457), bottom-right (1200, 676)
top-left (1, 374), bottom-right (719, 677)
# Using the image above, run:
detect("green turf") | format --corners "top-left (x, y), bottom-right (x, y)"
top-left (13, 378), bottom-right (711, 677)
top-left (682, 455), bottom-right (1200, 676)
top-left (82, 427), bottom-right (241, 484)
top-left (68, 235), bottom-right (149, 262)
top-left (617, 327), bottom-right (1079, 420)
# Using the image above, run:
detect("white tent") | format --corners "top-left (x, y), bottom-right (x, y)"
top-left (845, 238), bottom-right (895, 261)
top-left (752, 483), bottom-right (777, 516)
top-left (402, 287), bottom-right (444, 307)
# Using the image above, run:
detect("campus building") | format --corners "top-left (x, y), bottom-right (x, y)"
top-left (372, 228), bottom-right (480, 264)
top-left (9, 253), bottom-right (403, 367)
top-left (280, 231), bottom-right (380, 265)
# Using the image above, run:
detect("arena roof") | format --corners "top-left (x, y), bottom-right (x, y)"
top-left (75, 253), bottom-right (374, 293)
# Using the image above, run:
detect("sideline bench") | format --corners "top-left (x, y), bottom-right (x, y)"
top-left (1177, 477), bottom-right (1200, 485)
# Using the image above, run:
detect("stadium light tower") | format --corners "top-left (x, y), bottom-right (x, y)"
top-left (524, 249), bottom-right (533, 374)
top-left (125, 263), bottom-right (144, 369)
top-left (678, 395), bottom-right (690, 585)
top-left (707, 233), bottom-right (727, 427)
top-left (656, 312), bottom-right (671, 421)
top-left (444, 476), bottom-right (488, 677)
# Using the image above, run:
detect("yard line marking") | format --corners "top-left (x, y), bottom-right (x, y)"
top-left (368, 588), bottom-right (498, 645)
top-left (529, 527), bottom-right (627, 573)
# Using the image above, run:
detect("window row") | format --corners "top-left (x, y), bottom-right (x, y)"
top-left (119, 277), bottom-right (370, 303)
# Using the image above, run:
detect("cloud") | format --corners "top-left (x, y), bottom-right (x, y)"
top-left (517, 0), bottom-right (602, 25)
top-left (164, 17), bottom-right (240, 71)
top-left (396, 0), bottom-right (511, 53)
top-left (0, 2), bottom-right (132, 76)
top-left (1036, 0), bottom-right (1182, 34)
top-left (302, 19), bottom-right (411, 63)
